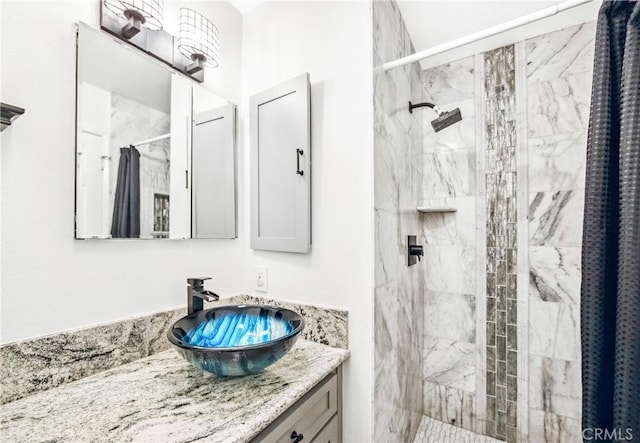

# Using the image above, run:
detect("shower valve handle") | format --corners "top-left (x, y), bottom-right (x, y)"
top-left (409, 245), bottom-right (424, 261)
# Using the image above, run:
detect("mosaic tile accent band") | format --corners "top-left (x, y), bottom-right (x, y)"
top-left (483, 45), bottom-right (518, 442)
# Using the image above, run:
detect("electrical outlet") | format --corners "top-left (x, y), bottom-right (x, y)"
top-left (255, 265), bottom-right (268, 293)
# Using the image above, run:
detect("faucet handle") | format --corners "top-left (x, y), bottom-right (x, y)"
top-left (187, 277), bottom-right (212, 288)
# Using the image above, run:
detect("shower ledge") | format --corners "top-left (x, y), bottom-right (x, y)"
top-left (417, 206), bottom-right (457, 213)
top-left (417, 199), bottom-right (457, 213)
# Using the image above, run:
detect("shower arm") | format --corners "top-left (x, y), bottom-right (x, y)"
top-left (408, 101), bottom-right (445, 115)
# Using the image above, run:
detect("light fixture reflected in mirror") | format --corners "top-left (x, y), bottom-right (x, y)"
top-left (178, 8), bottom-right (219, 75)
top-left (103, 0), bottom-right (164, 39)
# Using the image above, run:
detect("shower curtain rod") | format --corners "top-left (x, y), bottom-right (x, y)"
top-left (382, 0), bottom-right (595, 72)
top-left (131, 133), bottom-right (170, 147)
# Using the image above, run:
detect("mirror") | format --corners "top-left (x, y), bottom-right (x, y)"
top-left (75, 22), bottom-right (236, 240)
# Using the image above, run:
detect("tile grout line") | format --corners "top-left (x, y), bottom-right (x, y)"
top-left (514, 40), bottom-right (530, 443)
top-left (474, 51), bottom-right (488, 437)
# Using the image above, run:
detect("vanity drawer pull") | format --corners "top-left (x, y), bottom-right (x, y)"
top-left (291, 431), bottom-right (304, 442)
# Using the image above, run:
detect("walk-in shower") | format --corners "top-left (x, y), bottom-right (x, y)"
top-left (375, 0), bottom-right (600, 441)
top-left (408, 101), bottom-right (462, 132)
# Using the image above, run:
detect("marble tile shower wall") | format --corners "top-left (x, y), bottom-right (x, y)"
top-left (526, 22), bottom-right (594, 443)
top-left (418, 21), bottom-right (595, 443)
top-left (372, 1), bottom-right (425, 442)
top-left (420, 56), bottom-right (479, 433)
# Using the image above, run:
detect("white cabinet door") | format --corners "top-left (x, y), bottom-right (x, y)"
top-left (192, 104), bottom-right (237, 239)
top-left (250, 73), bottom-right (311, 253)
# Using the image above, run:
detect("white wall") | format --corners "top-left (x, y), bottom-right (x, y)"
top-left (240, 2), bottom-right (374, 441)
top-left (0, 0), bottom-right (245, 344)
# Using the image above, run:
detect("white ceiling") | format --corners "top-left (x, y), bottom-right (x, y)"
top-left (396, 0), bottom-right (600, 69)
top-left (397, 0), bottom-right (561, 49)
top-left (228, 0), bottom-right (266, 14)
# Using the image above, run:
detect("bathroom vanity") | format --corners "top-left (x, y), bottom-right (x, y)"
top-left (0, 294), bottom-right (349, 442)
top-left (0, 340), bottom-right (348, 442)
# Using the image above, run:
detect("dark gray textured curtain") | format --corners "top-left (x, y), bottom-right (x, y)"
top-left (111, 146), bottom-right (141, 238)
top-left (582, 1), bottom-right (640, 441)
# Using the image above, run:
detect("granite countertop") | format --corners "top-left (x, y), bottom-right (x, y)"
top-left (0, 340), bottom-right (349, 443)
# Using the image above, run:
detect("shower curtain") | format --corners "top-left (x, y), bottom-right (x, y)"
top-left (581, 0), bottom-right (640, 440)
top-left (111, 146), bottom-right (141, 238)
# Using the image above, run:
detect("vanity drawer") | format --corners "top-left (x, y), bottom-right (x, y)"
top-left (311, 414), bottom-right (338, 443)
top-left (255, 371), bottom-right (339, 443)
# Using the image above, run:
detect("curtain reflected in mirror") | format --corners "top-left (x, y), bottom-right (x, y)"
top-left (110, 139), bottom-right (171, 239)
top-left (108, 85), bottom-right (171, 239)
top-left (111, 146), bottom-right (140, 238)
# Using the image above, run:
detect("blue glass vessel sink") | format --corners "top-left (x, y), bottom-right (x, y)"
top-left (167, 305), bottom-right (305, 376)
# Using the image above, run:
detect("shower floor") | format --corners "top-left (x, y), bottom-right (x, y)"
top-left (413, 416), bottom-right (502, 443)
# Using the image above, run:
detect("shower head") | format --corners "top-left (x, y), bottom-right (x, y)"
top-left (430, 108), bottom-right (462, 132)
top-left (408, 101), bottom-right (463, 132)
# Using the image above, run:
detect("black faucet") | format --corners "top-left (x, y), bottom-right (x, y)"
top-left (187, 277), bottom-right (220, 315)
